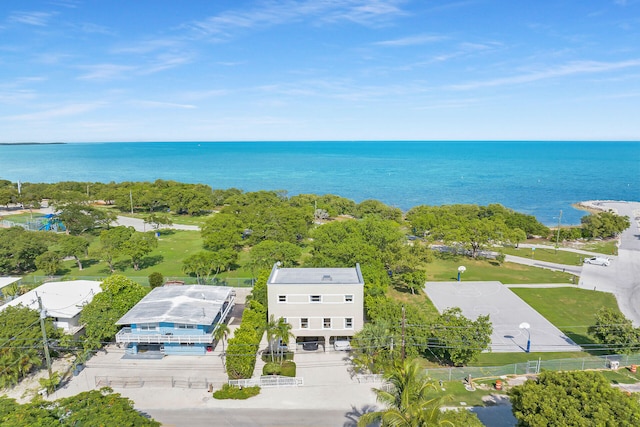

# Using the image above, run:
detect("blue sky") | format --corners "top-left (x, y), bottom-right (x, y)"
top-left (1, 0), bottom-right (639, 142)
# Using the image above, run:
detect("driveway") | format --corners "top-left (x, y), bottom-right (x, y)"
top-left (577, 201), bottom-right (640, 325)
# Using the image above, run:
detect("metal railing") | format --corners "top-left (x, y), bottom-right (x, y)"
top-left (95, 376), bottom-right (216, 389)
top-left (229, 376), bottom-right (304, 388)
top-left (115, 328), bottom-right (215, 344)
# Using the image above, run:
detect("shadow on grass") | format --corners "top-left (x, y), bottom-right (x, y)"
top-left (564, 331), bottom-right (609, 356)
top-left (139, 255), bottom-right (164, 269)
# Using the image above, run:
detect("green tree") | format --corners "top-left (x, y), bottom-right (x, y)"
top-left (35, 250), bottom-right (62, 276)
top-left (57, 234), bottom-right (89, 271)
top-left (247, 240), bottom-right (302, 272)
top-left (355, 199), bottom-right (403, 222)
top-left (97, 226), bottom-right (134, 273)
top-left (0, 388), bottom-right (160, 426)
top-left (148, 271), bottom-right (164, 288)
top-left (0, 305), bottom-right (60, 388)
top-left (581, 211), bottom-right (631, 239)
top-left (182, 250), bottom-right (238, 284)
top-left (357, 359), bottom-right (449, 427)
top-left (202, 213), bottom-right (244, 251)
top-left (588, 307), bottom-right (640, 354)
top-left (56, 203), bottom-right (113, 235)
top-left (80, 275), bottom-right (149, 350)
top-left (214, 322), bottom-right (231, 367)
top-left (120, 231), bottom-right (158, 270)
top-left (0, 227), bottom-right (48, 274)
top-left (144, 212), bottom-right (173, 230)
top-left (509, 370), bottom-right (640, 426)
top-left (431, 308), bottom-right (492, 365)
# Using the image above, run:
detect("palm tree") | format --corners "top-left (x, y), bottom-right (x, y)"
top-left (357, 359), bottom-right (452, 427)
top-left (213, 323), bottom-right (231, 367)
top-left (274, 317), bottom-right (294, 363)
top-left (266, 315), bottom-right (279, 363)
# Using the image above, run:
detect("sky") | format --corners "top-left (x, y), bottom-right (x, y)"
top-left (0, 0), bottom-right (639, 142)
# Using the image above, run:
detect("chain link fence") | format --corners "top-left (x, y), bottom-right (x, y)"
top-left (425, 353), bottom-right (640, 381)
top-left (20, 275), bottom-right (255, 287)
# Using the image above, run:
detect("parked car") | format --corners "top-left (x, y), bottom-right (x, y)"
top-left (302, 341), bottom-right (319, 351)
top-left (333, 340), bottom-right (351, 351)
top-left (583, 257), bottom-right (610, 266)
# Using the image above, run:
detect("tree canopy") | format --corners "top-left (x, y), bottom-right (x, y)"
top-left (588, 307), bottom-right (640, 354)
top-left (581, 210), bottom-right (630, 239)
top-left (0, 305), bottom-right (60, 389)
top-left (79, 275), bottom-right (149, 350)
top-left (509, 370), bottom-right (640, 426)
top-left (0, 388), bottom-right (160, 426)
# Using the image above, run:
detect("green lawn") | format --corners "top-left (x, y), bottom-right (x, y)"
top-left (510, 287), bottom-right (621, 352)
top-left (472, 351), bottom-right (592, 366)
top-left (499, 246), bottom-right (583, 265)
top-left (47, 229), bottom-right (204, 280)
top-left (426, 255), bottom-right (575, 284)
top-left (581, 240), bottom-right (618, 256)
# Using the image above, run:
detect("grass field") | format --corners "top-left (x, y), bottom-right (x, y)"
top-left (500, 246), bottom-right (584, 265)
top-left (35, 229), bottom-right (205, 280)
top-left (510, 287), bottom-right (621, 352)
top-left (426, 255), bottom-right (575, 284)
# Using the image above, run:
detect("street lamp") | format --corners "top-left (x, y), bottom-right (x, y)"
top-left (519, 322), bottom-right (531, 353)
top-left (457, 266), bottom-right (466, 282)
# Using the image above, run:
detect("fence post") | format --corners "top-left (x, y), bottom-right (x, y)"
top-left (448, 368), bottom-right (452, 381)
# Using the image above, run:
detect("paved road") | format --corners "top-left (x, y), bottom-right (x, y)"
top-left (577, 201), bottom-right (640, 325)
top-left (145, 408), bottom-right (362, 427)
top-left (114, 215), bottom-right (200, 232)
top-left (505, 254), bottom-right (582, 276)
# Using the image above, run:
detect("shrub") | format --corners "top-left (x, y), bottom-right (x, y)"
top-left (148, 272), bottom-right (164, 288)
top-left (280, 361), bottom-right (296, 377)
top-left (212, 384), bottom-right (260, 400)
top-left (263, 362), bottom-right (281, 376)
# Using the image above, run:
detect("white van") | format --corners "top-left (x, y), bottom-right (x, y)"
top-left (583, 257), bottom-right (610, 266)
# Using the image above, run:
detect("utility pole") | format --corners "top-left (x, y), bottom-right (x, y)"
top-left (37, 294), bottom-right (53, 383)
top-left (129, 189), bottom-right (134, 214)
top-left (555, 210), bottom-right (563, 254)
top-left (401, 305), bottom-right (406, 361)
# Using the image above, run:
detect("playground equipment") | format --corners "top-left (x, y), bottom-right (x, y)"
top-left (38, 214), bottom-right (66, 232)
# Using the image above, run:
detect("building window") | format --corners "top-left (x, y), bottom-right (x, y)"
top-left (301, 318), bottom-right (309, 329)
top-left (323, 318), bottom-right (332, 329)
top-left (176, 324), bottom-right (196, 329)
top-left (345, 318), bottom-right (353, 329)
top-left (138, 324), bottom-right (157, 331)
top-left (278, 295), bottom-right (287, 303)
top-left (310, 295), bottom-right (321, 303)
top-left (345, 294), bottom-right (353, 303)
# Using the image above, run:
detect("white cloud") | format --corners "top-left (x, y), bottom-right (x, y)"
top-left (3, 103), bottom-right (102, 121)
top-left (77, 64), bottom-right (136, 80)
top-left (374, 34), bottom-right (446, 47)
top-left (8, 11), bottom-right (56, 26)
top-left (130, 100), bottom-right (197, 109)
top-left (451, 59), bottom-right (640, 90)
top-left (186, 0), bottom-right (407, 39)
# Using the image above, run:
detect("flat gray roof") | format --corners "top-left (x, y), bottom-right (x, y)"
top-left (0, 280), bottom-right (102, 318)
top-left (0, 277), bottom-right (21, 290)
top-left (116, 285), bottom-right (233, 326)
top-left (268, 264), bottom-right (364, 285)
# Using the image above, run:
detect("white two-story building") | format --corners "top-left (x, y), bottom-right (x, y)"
top-left (267, 263), bottom-right (364, 350)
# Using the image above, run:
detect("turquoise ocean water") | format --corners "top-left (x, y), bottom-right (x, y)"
top-left (0, 141), bottom-right (638, 225)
